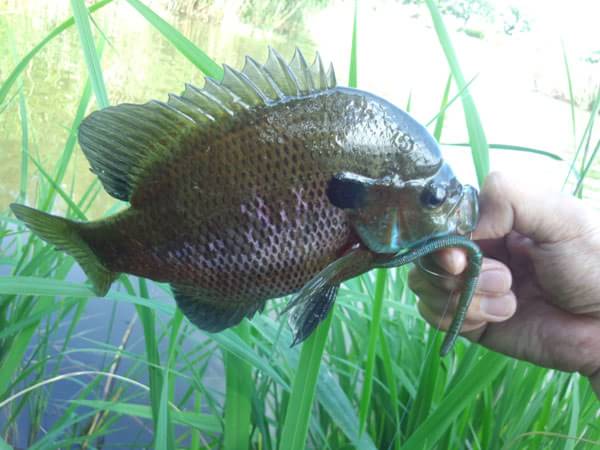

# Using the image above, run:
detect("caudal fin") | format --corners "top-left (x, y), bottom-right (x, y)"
top-left (10, 204), bottom-right (118, 296)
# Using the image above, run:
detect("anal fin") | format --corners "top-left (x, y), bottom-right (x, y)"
top-left (172, 284), bottom-right (263, 333)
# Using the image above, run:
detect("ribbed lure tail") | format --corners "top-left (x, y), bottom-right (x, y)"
top-left (10, 204), bottom-right (118, 296)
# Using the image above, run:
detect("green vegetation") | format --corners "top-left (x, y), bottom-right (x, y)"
top-left (0, 0), bottom-right (599, 449)
top-left (239, 0), bottom-right (329, 32)
top-left (402, 0), bottom-right (530, 35)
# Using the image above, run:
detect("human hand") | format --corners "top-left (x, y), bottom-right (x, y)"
top-left (409, 172), bottom-right (600, 397)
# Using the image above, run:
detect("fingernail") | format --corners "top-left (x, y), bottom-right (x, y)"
top-left (480, 295), bottom-right (514, 319)
top-left (433, 250), bottom-right (465, 275)
top-left (446, 252), bottom-right (463, 274)
top-left (478, 270), bottom-right (510, 294)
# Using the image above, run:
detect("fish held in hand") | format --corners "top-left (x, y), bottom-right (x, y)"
top-left (10, 48), bottom-right (480, 353)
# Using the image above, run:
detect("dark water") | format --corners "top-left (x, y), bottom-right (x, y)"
top-left (0, 247), bottom-right (227, 448)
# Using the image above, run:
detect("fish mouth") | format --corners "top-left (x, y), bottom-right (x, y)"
top-left (448, 184), bottom-right (479, 237)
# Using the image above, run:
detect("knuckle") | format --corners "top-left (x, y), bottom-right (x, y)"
top-left (407, 267), bottom-right (420, 286)
top-left (484, 171), bottom-right (505, 191)
top-left (417, 301), bottom-right (447, 329)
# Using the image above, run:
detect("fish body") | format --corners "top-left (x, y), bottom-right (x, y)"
top-left (11, 49), bottom-right (478, 343)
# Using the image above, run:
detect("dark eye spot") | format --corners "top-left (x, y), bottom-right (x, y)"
top-left (421, 183), bottom-right (447, 208)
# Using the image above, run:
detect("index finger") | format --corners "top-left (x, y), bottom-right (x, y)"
top-left (474, 172), bottom-right (594, 243)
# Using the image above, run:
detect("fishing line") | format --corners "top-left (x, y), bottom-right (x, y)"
top-left (382, 236), bottom-right (482, 443)
top-left (415, 257), bottom-right (455, 281)
top-left (374, 235), bottom-right (482, 356)
top-left (414, 256), bottom-right (459, 348)
top-left (390, 272), bottom-right (459, 447)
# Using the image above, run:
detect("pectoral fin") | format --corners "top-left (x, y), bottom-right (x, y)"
top-left (288, 283), bottom-right (339, 346)
top-left (285, 245), bottom-right (375, 345)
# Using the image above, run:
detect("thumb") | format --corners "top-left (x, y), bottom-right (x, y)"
top-left (473, 172), bottom-right (594, 243)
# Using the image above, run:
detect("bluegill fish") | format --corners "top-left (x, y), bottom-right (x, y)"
top-left (10, 48), bottom-right (479, 351)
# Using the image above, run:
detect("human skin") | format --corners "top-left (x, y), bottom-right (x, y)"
top-left (409, 172), bottom-right (600, 398)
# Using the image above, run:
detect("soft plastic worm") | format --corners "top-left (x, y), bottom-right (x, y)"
top-left (374, 235), bottom-right (482, 356)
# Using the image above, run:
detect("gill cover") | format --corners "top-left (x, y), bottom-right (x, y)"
top-left (327, 172), bottom-right (409, 253)
top-left (327, 163), bottom-right (471, 253)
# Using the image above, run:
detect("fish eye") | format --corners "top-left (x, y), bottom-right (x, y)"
top-left (420, 183), bottom-right (447, 208)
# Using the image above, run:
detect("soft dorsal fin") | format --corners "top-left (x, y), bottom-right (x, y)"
top-left (78, 47), bottom-right (337, 202)
top-left (78, 101), bottom-right (195, 201)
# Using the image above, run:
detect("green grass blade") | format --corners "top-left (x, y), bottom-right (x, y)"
top-left (279, 309), bottom-right (334, 450)
top-left (223, 320), bottom-right (252, 450)
top-left (156, 310), bottom-right (183, 450)
top-left (315, 362), bottom-right (378, 450)
top-left (403, 352), bottom-right (507, 449)
top-left (191, 392), bottom-right (202, 448)
top-left (0, 277), bottom-right (174, 316)
top-left (253, 317), bottom-right (376, 449)
top-left (574, 139), bottom-right (600, 194)
top-left (0, 298), bottom-right (50, 399)
top-left (433, 74), bottom-right (452, 142)
top-left (443, 143), bottom-right (563, 161)
top-left (70, 0), bottom-right (110, 108)
top-left (130, 279), bottom-right (170, 448)
top-left (71, 400), bottom-right (221, 432)
top-left (565, 378), bottom-right (580, 450)
top-left (572, 90), bottom-right (600, 194)
top-left (425, 74), bottom-right (478, 127)
top-left (0, 55), bottom-right (99, 407)
top-left (125, 0), bottom-right (223, 79)
top-left (210, 329), bottom-right (288, 388)
top-left (561, 40), bottom-right (577, 152)
top-left (0, 0), bottom-right (114, 106)
top-left (47, 79), bottom-right (94, 211)
top-left (348, 0), bottom-right (358, 87)
top-left (564, 88), bottom-right (600, 189)
top-left (377, 327), bottom-right (401, 450)
top-left (406, 331), bottom-right (444, 435)
top-left (406, 91), bottom-right (413, 112)
top-left (17, 87), bottom-right (29, 203)
top-left (0, 436), bottom-right (13, 450)
top-left (25, 152), bottom-right (87, 220)
top-left (425, 0), bottom-right (489, 185)
top-left (358, 269), bottom-right (386, 434)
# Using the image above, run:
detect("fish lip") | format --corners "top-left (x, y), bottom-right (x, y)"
top-left (449, 184), bottom-right (479, 236)
top-left (446, 187), bottom-right (464, 218)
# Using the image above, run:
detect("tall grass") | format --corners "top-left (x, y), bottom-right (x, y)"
top-left (0, 0), bottom-right (599, 449)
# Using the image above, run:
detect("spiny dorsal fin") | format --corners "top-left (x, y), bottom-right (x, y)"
top-left (326, 61), bottom-right (336, 88)
top-left (221, 64), bottom-right (264, 107)
top-left (290, 48), bottom-right (313, 94)
top-left (239, 56), bottom-right (280, 102)
top-left (263, 47), bottom-right (301, 98)
top-left (78, 48), bottom-right (337, 202)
